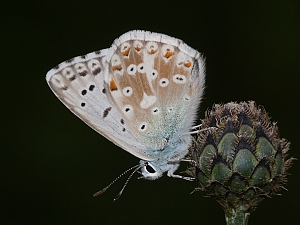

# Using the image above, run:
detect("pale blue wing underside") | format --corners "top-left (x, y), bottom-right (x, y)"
top-left (46, 49), bottom-right (153, 161)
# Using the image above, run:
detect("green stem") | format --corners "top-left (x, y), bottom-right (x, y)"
top-left (224, 208), bottom-right (250, 225)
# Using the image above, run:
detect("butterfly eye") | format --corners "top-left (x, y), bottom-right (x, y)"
top-left (145, 164), bottom-right (156, 173)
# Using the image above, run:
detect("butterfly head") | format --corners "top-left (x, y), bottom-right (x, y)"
top-left (139, 160), bottom-right (180, 180)
top-left (139, 161), bottom-right (163, 180)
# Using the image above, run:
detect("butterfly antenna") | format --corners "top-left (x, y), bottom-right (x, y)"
top-left (93, 164), bottom-right (140, 198)
top-left (113, 164), bottom-right (144, 202)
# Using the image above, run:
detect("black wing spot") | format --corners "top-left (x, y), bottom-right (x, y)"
top-left (81, 90), bottom-right (87, 96)
top-left (65, 58), bottom-right (74, 63)
top-left (102, 88), bottom-right (106, 94)
top-left (69, 75), bottom-right (76, 81)
top-left (92, 68), bottom-right (101, 75)
top-left (103, 107), bottom-right (112, 118)
top-left (122, 128), bottom-right (126, 132)
top-left (89, 85), bottom-right (95, 91)
top-left (81, 102), bottom-right (86, 107)
top-left (79, 70), bottom-right (88, 76)
top-left (120, 119), bottom-right (125, 125)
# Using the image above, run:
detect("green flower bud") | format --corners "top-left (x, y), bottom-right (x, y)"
top-left (187, 101), bottom-right (295, 225)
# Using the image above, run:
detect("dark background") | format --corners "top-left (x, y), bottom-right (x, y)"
top-left (2, 1), bottom-right (299, 224)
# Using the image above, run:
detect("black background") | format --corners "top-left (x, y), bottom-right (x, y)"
top-left (2, 1), bottom-right (300, 224)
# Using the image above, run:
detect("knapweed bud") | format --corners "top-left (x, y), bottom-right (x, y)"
top-left (187, 101), bottom-right (295, 225)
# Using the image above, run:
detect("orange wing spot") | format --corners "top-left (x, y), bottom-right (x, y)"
top-left (149, 49), bottom-right (156, 54)
top-left (109, 80), bottom-right (118, 91)
top-left (112, 65), bottom-right (122, 71)
top-left (164, 51), bottom-right (174, 59)
top-left (184, 61), bottom-right (192, 68)
top-left (122, 48), bottom-right (130, 56)
top-left (135, 46), bottom-right (141, 51)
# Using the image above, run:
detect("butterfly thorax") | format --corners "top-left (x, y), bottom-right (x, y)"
top-left (139, 134), bottom-right (191, 180)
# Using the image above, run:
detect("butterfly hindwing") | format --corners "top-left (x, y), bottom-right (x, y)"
top-left (104, 31), bottom-right (205, 157)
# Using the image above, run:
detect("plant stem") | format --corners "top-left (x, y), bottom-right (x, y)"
top-left (224, 208), bottom-right (250, 225)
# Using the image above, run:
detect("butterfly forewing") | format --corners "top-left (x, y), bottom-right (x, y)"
top-left (46, 50), bottom-right (153, 161)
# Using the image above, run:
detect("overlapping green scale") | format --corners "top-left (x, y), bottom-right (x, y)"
top-left (256, 137), bottom-right (276, 160)
top-left (199, 144), bottom-right (216, 176)
top-left (233, 149), bottom-right (258, 178)
top-left (218, 132), bottom-right (237, 165)
top-left (211, 162), bottom-right (231, 184)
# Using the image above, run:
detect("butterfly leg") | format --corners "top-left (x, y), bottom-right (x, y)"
top-left (191, 124), bottom-right (202, 130)
top-left (166, 166), bottom-right (195, 181)
top-left (188, 126), bottom-right (218, 135)
top-left (168, 158), bottom-right (195, 164)
top-left (169, 173), bottom-right (195, 181)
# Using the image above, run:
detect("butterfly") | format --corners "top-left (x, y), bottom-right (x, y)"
top-left (46, 30), bottom-right (205, 191)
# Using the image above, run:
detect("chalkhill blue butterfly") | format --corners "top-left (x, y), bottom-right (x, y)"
top-left (46, 30), bottom-right (205, 199)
